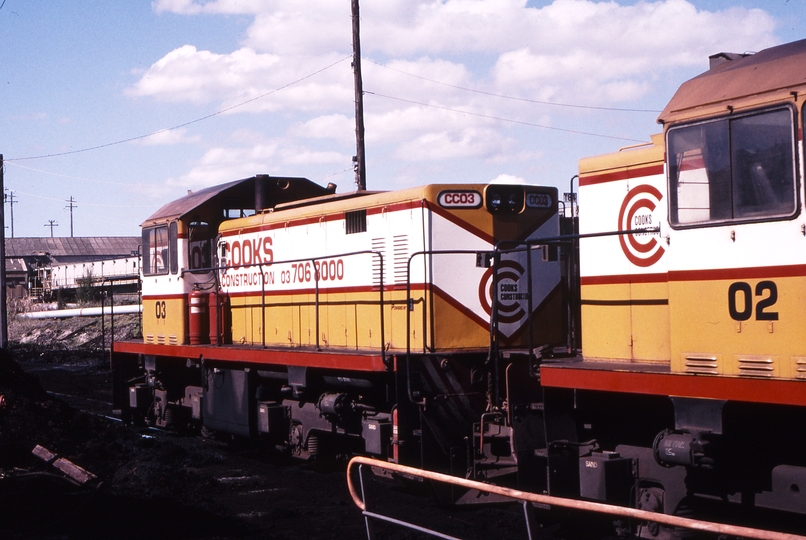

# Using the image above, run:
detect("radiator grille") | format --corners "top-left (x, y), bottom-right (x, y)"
top-left (736, 356), bottom-right (775, 378)
top-left (371, 237), bottom-right (385, 290)
top-left (795, 357), bottom-right (806, 380)
top-left (392, 235), bottom-right (409, 285)
top-left (684, 354), bottom-right (718, 375)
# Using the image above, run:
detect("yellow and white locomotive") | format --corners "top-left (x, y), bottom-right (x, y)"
top-left (114, 178), bottom-right (565, 462)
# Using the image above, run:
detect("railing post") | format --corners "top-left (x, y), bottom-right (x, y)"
top-left (526, 242), bottom-right (534, 364)
top-left (314, 259), bottom-right (320, 351)
top-left (260, 262), bottom-right (266, 348)
top-left (378, 252), bottom-right (384, 359)
top-left (522, 500), bottom-right (537, 540)
top-left (358, 464), bottom-right (376, 540)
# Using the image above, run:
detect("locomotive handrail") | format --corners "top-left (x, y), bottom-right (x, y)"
top-left (102, 275), bottom-right (141, 366)
top-left (185, 249), bottom-right (386, 362)
top-left (405, 248), bottom-right (490, 405)
top-left (401, 228), bottom-right (659, 407)
top-left (347, 456), bottom-right (806, 540)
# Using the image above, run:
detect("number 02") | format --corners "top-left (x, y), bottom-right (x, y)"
top-left (728, 281), bottom-right (778, 321)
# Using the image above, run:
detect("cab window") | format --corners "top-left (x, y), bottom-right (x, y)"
top-left (188, 221), bottom-right (212, 271)
top-left (668, 107), bottom-right (797, 226)
top-left (142, 226), bottom-right (169, 276)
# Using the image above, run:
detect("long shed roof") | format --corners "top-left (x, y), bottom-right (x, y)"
top-left (5, 237), bottom-right (140, 258)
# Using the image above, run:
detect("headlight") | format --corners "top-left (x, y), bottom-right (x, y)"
top-left (486, 186), bottom-right (523, 214)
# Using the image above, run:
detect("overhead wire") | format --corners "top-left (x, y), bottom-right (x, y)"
top-left (365, 91), bottom-right (647, 143)
top-left (5, 161), bottom-right (135, 186)
top-left (367, 59), bottom-right (663, 114)
top-left (6, 55), bottom-right (353, 162)
top-left (9, 188), bottom-right (152, 209)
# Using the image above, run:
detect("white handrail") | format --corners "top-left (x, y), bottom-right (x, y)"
top-left (347, 456), bottom-right (806, 540)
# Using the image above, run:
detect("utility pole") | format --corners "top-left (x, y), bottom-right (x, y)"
top-left (0, 155), bottom-right (7, 348)
top-left (45, 220), bottom-right (58, 237)
top-left (351, 0), bottom-right (367, 191)
top-left (4, 189), bottom-right (16, 238)
top-left (65, 196), bottom-right (77, 237)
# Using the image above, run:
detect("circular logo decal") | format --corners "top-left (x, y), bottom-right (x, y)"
top-left (618, 185), bottom-right (665, 267)
top-left (478, 260), bottom-right (527, 324)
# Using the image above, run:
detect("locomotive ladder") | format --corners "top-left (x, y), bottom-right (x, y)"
top-left (346, 456), bottom-right (806, 540)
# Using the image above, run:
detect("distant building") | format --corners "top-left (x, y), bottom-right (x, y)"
top-left (4, 237), bottom-right (140, 299)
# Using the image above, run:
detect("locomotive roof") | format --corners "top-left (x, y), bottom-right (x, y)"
top-left (659, 38), bottom-right (806, 124)
top-left (141, 175), bottom-right (332, 226)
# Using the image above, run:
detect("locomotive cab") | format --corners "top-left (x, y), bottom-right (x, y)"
top-left (139, 175), bottom-right (335, 346)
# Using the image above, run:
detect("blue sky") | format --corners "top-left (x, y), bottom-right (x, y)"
top-left (0, 0), bottom-right (802, 237)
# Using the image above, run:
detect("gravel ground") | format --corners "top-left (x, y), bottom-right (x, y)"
top-left (0, 314), bottom-right (558, 540)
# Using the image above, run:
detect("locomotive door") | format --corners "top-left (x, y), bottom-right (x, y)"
top-left (620, 177), bottom-right (671, 363)
top-left (664, 108), bottom-right (801, 376)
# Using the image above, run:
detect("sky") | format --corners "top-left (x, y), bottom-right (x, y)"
top-left (0, 0), bottom-right (803, 238)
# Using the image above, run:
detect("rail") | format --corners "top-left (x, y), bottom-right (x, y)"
top-left (346, 457), bottom-right (806, 540)
top-left (185, 249), bottom-right (387, 362)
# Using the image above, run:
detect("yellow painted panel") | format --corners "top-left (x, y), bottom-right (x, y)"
top-left (430, 295), bottom-right (490, 350)
top-left (580, 283), bottom-right (632, 361)
top-left (580, 303), bottom-right (632, 361)
top-left (229, 289), bottom-right (486, 352)
top-left (629, 304), bottom-right (670, 362)
top-left (142, 297), bottom-right (186, 345)
top-left (669, 277), bottom-right (806, 379)
top-left (629, 281), bottom-right (670, 363)
top-left (579, 134), bottom-right (664, 176)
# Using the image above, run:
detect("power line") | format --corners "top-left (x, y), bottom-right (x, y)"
top-left (5, 161), bottom-right (142, 186)
top-left (9, 189), bottom-right (151, 209)
top-left (367, 59), bottom-right (662, 114)
top-left (7, 55), bottom-right (352, 162)
top-left (365, 91), bottom-right (647, 143)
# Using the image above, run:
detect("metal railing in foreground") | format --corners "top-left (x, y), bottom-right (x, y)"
top-left (346, 456), bottom-right (806, 540)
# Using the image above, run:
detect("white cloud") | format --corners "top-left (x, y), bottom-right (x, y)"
top-left (141, 1), bottom-right (778, 110)
top-left (289, 114), bottom-right (353, 140)
top-left (490, 174), bottom-right (526, 184)
top-left (140, 0), bottom-right (781, 188)
top-left (127, 45), bottom-right (352, 113)
top-left (395, 127), bottom-right (511, 161)
top-left (162, 139), bottom-right (348, 190)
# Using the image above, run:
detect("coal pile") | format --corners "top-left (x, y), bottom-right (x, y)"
top-left (0, 314), bottom-right (371, 540)
top-left (0, 316), bottom-right (535, 540)
top-left (0, 347), bottom-right (250, 539)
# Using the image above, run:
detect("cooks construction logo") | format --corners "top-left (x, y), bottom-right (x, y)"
top-left (618, 185), bottom-right (665, 267)
top-left (478, 260), bottom-right (528, 325)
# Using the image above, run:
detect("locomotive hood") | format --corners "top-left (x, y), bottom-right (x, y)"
top-left (659, 38), bottom-right (806, 124)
